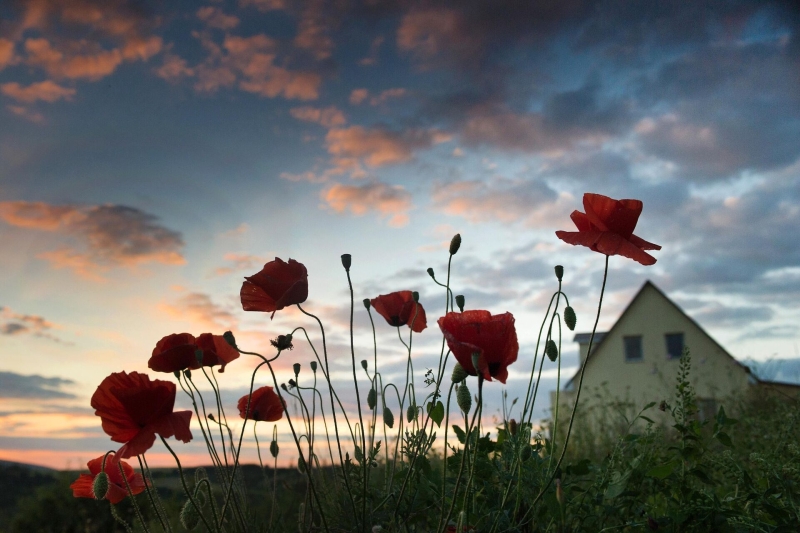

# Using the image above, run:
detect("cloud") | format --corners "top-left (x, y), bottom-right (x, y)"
top-left (349, 88), bottom-right (368, 105)
top-left (155, 53), bottom-right (195, 82)
top-left (325, 126), bottom-right (450, 168)
top-left (358, 36), bottom-right (384, 66)
top-left (0, 307), bottom-right (67, 344)
top-left (211, 253), bottom-right (269, 278)
top-left (5, 104), bottom-right (45, 123)
top-left (0, 38), bottom-right (17, 70)
top-left (432, 178), bottom-right (570, 227)
top-left (0, 372), bottom-right (76, 400)
top-left (348, 88), bottom-right (408, 106)
top-left (322, 181), bottom-right (412, 227)
top-left (160, 291), bottom-right (237, 331)
top-left (293, 1), bottom-right (334, 60)
top-left (290, 105), bottom-right (346, 128)
top-left (239, 0), bottom-right (287, 12)
top-left (0, 81), bottom-right (75, 103)
top-left (0, 201), bottom-right (185, 280)
top-left (196, 7), bottom-right (240, 30)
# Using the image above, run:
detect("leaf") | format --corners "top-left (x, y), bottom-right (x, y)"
top-left (715, 431), bottom-right (733, 447)
top-left (646, 462), bottom-right (676, 479)
top-left (496, 428), bottom-right (507, 445)
top-left (429, 401), bottom-right (445, 427)
top-left (452, 425), bottom-right (466, 444)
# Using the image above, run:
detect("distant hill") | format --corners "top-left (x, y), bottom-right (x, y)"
top-left (0, 459), bottom-right (56, 474)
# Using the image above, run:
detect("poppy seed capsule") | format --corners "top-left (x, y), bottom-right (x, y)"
top-left (554, 265), bottom-right (564, 281)
top-left (293, 363), bottom-right (301, 376)
top-left (564, 306), bottom-right (576, 331)
top-left (223, 330), bottom-right (237, 347)
top-left (457, 383), bottom-right (472, 413)
top-left (546, 340), bottom-right (559, 362)
top-left (383, 407), bottom-right (394, 428)
top-left (270, 440), bottom-right (279, 458)
top-left (412, 291), bottom-right (419, 302)
top-left (455, 295), bottom-right (465, 312)
top-left (367, 388), bottom-right (377, 409)
top-left (310, 361), bottom-right (317, 372)
top-left (449, 233), bottom-right (461, 255)
top-left (451, 363), bottom-right (468, 383)
top-left (92, 471), bottom-right (109, 500)
top-left (341, 254), bottom-right (351, 271)
top-left (363, 298), bottom-right (371, 309)
top-left (361, 359), bottom-right (368, 370)
top-left (426, 267), bottom-right (434, 278)
top-left (288, 379), bottom-right (296, 389)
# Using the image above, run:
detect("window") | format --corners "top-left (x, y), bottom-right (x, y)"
top-left (624, 335), bottom-right (643, 362)
top-left (665, 333), bottom-right (684, 359)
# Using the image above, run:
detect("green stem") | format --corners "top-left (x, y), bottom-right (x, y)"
top-left (160, 436), bottom-right (217, 533)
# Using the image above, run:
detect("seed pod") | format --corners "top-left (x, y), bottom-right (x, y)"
top-left (293, 363), bottom-right (301, 376)
top-left (270, 440), bottom-right (279, 458)
top-left (412, 291), bottom-right (419, 302)
top-left (426, 267), bottom-right (434, 278)
top-left (449, 233), bottom-right (461, 255)
top-left (455, 294), bottom-right (465, 312)
top-left (341, 254), bottom-right (351, 271)
top-left (546, 340), bottom-right (559, 362)
top-left (223, 330), bottom-right (236, 347)
top-left (457, 383), bottom-right (472, 413)
top-left (361, 359), bottom-right (368, 370)
top-left (310, 361), bottom-right (317, 373)
top-left (451, 363), bottom-right (468, 383)
top-left (407, 404), bottom-right (416, 423)
top-left (564, 306), bottom-right (576, 331)
top-left (554, 265), bottom-right (564, 281)
top-left (383, 407), bottom-right (394, 428)
top-left (367, 388), bottom-right (377, 409)
top-left (92, 472), bottom-right (109, 500)
top-left (509, 418), bottom-right (518, 436)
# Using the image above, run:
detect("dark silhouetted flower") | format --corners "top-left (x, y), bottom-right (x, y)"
top-left (91, 371), bottom-right (193, 458)
top-left (238, 386), bottom-right (284, 422)
top-left (148, 333), bottom-right (199, 373)
top-left (438, 310), bottom-right (518, 384)
top-left (556, 193), bottom-right (661, 265)
top-left (270, 334), bottom-right (294, 351)
top-left (370, 291), bottom-right (427, 333)
top-left (70, 455), bottom-right (146, 504)
top-left (195, 333), bottom-right (240, 372)
top-left (240, 258), bottom-right (308, 318)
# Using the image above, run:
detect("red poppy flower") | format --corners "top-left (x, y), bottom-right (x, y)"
top-left (70, 455), bottom-right (146, 504)
top-left (91, 371), bottom-right (193, 458)
top-left (370, 291), bottom-right (427, 333)
top-left (238, 386), bottom-right (284, 422)
top-left (195, 333), bottom-right (239, 372)
top-left (241, 258), bottom-right (309, 318)
top-left (148, 333), bottom-right (199, 373)
top-left (555, 193), bottom-right (661, 266)
top-left (438, 310), bottom-right (518, 384)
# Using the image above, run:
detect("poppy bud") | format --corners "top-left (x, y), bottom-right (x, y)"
top-left (449, 234), bottom-right (461, 255)
top-left (270, 440), bottom-right (279, 458)
top-left (195, 349), bottom-right (204, 364)
top-left (288, 379), bottom-right (296, 389)
top-left (173, 370), bottom-right (180, 379)
top-left (208, 413), bottom-right (215, 421)
top-left (407, 404), bottom-right (416, 423)
top-left (280, 383), bottom-right (288, 391)
top-left (297, 455), bottom-right (306, 473)
top-left (457, 383), bottom-right (472, 413)
top-left (361, 359), bottom-right (368, 370)
top-left (426, 267), bottom-right (434, 278)
top-left (180, 498), bottom-right (201, 530)
top-left (546, 340), bottom-right (558, 362)
top-left (341, 254), bottom-right (352, 271)
top-left (451, 363), bottom-right (468, 383)
top-left (363, 299), bottom-right (371, 311)
top-left (455, 295), bottom-right (465, 312)
top-left (223, 331), bottom-right (237, 347)
top-left (509, 418), bottom-right (518, 436)
top-left (184, 369), bottom-right (192, 379)
top-left (412, 291), bottom-right (419, 302)
top-left (564, 306), bottom-right (576, 331)
top-left (293, 363), bottom-right (301, 376)
top-left (194, 467), bottom-right (208, 484)
top-left (367, 388), bottom-right (377, 409)
top-left (520, 445), bottom-right (532, 462)
top-left (554, 265), bottom-right (564, 281)
top-left (92, 472), bottom-right (109, 500)
top-left (310, 361), bottom-right (317, 372)
top-left (383, 407), bottom-right (394, 428)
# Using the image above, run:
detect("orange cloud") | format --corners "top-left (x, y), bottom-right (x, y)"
top-left (0, 38), bottom-right (16, 70)
top-left (290, 105), bottom-right (346, 128)
top-left (211, 253), bottom-right (269, 278)
top-left (397, 7), bottom-right (479, 68)
top-left (0, 80), bottom-right (75, 103)
top-left (24, 38), bottom-right (124, 81)
top-left (322, 181), bottom-right (412, 227)
top-left (0, 201), bottom-right (185, 280)
top-left (293, 2), bottom-right (334, 60)
top-left (349, 88), bottom-right (368, 105)
top-left (325, 126), bottom-right (450, 168)
top-left (197, 6), bottom-right (240, 30)
top-left (155, 53), bottom-right (195, 83)
top-left (159, 291), bottom-right (237, 331)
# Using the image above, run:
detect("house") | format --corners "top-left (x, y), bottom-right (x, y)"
top-left (552, 280), bottom-right (799, 423)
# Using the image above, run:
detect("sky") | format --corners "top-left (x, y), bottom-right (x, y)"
top-left (1, 0), bottom-right (799, 470)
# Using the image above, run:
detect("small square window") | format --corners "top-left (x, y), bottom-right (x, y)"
top-left (665, 333), bottom-right (684, 359)
top-left (624, 335), bottom-right (643, 362)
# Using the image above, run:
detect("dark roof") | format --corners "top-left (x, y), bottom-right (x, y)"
top-left (564, 280), bottom-right (781, 390)
top-left (573, 332), bottom-right (607, 344)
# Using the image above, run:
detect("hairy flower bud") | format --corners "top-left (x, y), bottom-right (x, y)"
top-left (92, 472), bottom-right (109, 500)
top-left (407, 404), bottom-right (416, 423)
top-left (184, 369), bottom-right (192, 379)
top-left (293, 363), bottom-right (301, 376)
top-left (449, 233), bottom-right (461, 255)
top-left (341, 254), bottom-right (351, 271)
top-left (451, 363), bottom-right (468, 383)
top-left (367, 388), bottom-right (377, 410)
top-left (180, 495), bottom-right (203, 531)
top-left (554, 265), bottom-right (564, 281)
top-left (297, 455), bottom-right (306, 473)
top-left (546, 340), bottom-right (559, 362)
top-left (455, 294), bottom-right (465, 312)
top-left (564, 306), bottom-right (576, 331)
top-left (270, 440), bottom-right (279, 458)
top-left (457, 383), bottom-right (472, 413)
top-left (383, 407), bottom-right (394, 428)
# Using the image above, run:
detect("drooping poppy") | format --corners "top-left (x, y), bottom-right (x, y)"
top-left (438, 310), bottom-right (518, 384)
top-left (370, 291), bottom-right (427, 333)
top-left (241, 258), bottom-right (309, 318)
top-left (195, 333), bottom-right (240, 372)
top-left (555, 193), bottom-right (661, 266)
top-left (238, 386), bottom-right (284, 422)
top-left (91, 371), bottom-right (193, 458)
top-left (148, 333), bottom-right (199, 373)
top-left (70, 455), bottom-right (146, 504)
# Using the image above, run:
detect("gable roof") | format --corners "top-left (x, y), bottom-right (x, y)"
top-left (565, 280), bottom-right (755, 389)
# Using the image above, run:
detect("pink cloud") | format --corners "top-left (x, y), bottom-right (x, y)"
top-left (293, 3), bottom-right (334, 60)
top-left (159, 291), bottom-right (237, 331)
top-left (397, 7), bottom-right (480, 68)
top-left (322, 181), bottom-right (412, 227)
top-left (289, 105), bottom-right (346, 128)
top-left (24, 38), bottom-right (124, 81)
top-left (0, 201), bottom-right (185, 280)
top-left (1, 80), bottom-right (75, 103)
top-left (325, 126), bottom-right (450, 168)
top-left (155, 53), bottom-right (195, 83)
top-left (349, 88), bottom-right (368, 105)
top-left (196, 7), bottom-right (240, 30)
top-left (0, 39), bottom-right (16, 70)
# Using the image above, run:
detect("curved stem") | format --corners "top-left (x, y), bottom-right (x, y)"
top-left (160, 436), bottom-right (217, 533)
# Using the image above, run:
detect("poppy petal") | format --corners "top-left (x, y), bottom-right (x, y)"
top-left (69, 475), bottom-right (95, 499)
top-left (629, 233), bottom-right (662, 251)
top-left (240, 280), bottom-right (277, 312)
